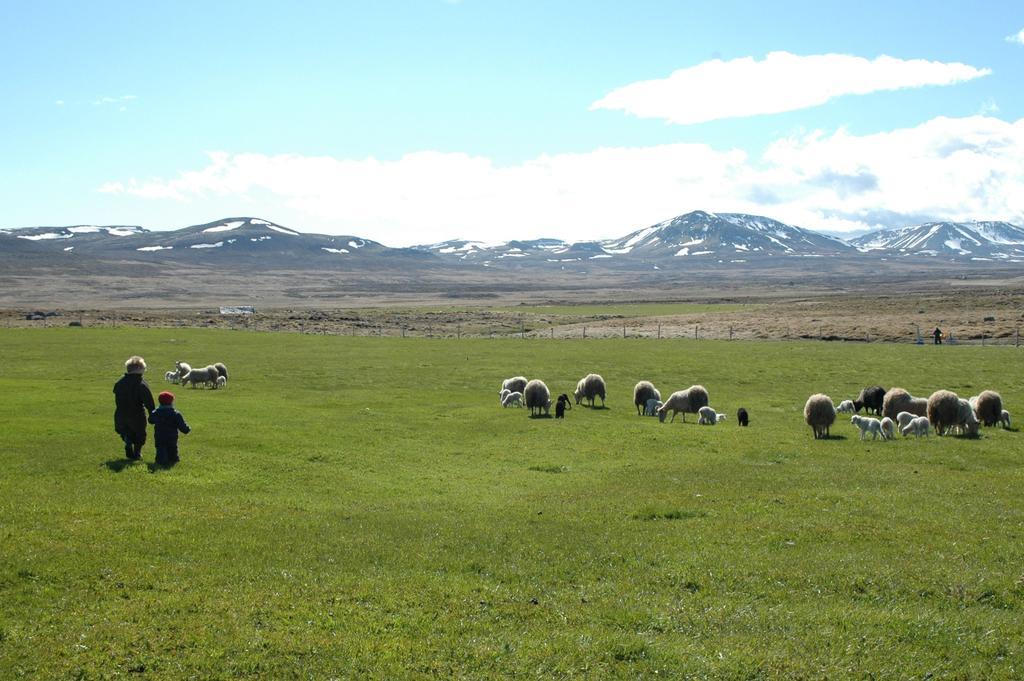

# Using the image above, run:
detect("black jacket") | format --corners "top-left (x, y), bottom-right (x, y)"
top-left (148, 405), bottom-right (191, 447)
top-left (113, 373), bottom-right (155, 434)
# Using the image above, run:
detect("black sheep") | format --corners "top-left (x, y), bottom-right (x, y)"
top-left (737, 407), bottom-right (749, 427)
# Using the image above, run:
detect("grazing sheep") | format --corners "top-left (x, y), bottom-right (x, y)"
top-left (850, 415), bottom-right (885, 440)
top-left (836, 400), bottom-right (855, 414)
top-left (974, 390), bottom-right (1003, 427)
top-left (502, 391), bottom-right (523, 408)
top-left (895, 411), bottom-right (916, 433)
top-left (524, 380), bottom-right (551, 417)
top-left (1000, 410), bottom-right (1011, 429)
top-left (555, 394), bottom-right (571, 419)
top-left (927, 390), bottom-right (978, 436)
top-left (215, 375), bottom-right (227, 389)
top-left (804, 394), bottom-right (836, 439)
top-left (880, 417), bottom-right (895, 440)
top-left (557, 394), bottom-right (572, 409)
top-left (697, 406), bottom-right (718, 425)
top-left (574, 373), bottom-right (606, 407)
top-left (175, 361), bottom-right (192, 382)
top-left (737, 407), bottom-right (749, 427)
top-left (658, 385), bottom-right (710, 423)
top-left (165, 370), bottom-right (180, 384)
top-left (882, 388), bottom-right (929, 420)
top-left (499, 388), bottom-right (511, 404)
top-left (182, 365), bottom-right (219, 389)
top-left (853, 386), bottom-right (886, 415)
top-left (633, 381), bottom-right (661, 416)
top-left (502, 376), bottom-right (528, 394)
top-left (901, 416), bottom-right (930, 438)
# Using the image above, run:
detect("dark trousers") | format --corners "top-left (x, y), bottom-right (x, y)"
top-left (155, 444), bottom-right (180, 467)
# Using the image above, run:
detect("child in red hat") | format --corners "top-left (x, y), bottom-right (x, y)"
top-left (148, 391), bottom-right (191, 467)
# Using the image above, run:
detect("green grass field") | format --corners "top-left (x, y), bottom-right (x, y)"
top-left (1, 327), bottom-right (1022, 678)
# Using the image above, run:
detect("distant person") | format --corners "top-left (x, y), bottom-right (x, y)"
top-left (933, 327), bottom-right (943, 345)
top-left (113, 355), bottom-right (155, 460)
top-left (149, 391), bottom-right (191, 467)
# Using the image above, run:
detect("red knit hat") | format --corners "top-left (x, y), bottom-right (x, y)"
top-left (158, 391), bottom-right (175, 405)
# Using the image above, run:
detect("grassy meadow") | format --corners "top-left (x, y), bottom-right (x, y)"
top-left (1, 326), bottom-right (1023, 678)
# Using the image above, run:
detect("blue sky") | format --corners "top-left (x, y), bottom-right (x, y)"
top-left (2, 1), bottom-right (1022, 245)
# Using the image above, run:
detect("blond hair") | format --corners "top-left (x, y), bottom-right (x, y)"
top-left (124, 355), bottom-right (147, 374)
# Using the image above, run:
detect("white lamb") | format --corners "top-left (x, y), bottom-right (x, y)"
top-left (165, 370), bottom-right (179, 384)
top-left (900, 416), bottom-right (930, 438)
top-left (850, 415), bottom-right (885, 440)
top-left (643, 398), bottom-right (662, 416)
top-left (880, 417), bottom-right (895, 440)
top-left (895, 411), bottom-right (916, 434)
top-left (499, 388), bottom-right (511, 405)
top-left (502, 391), bottom-right (523, 408)
top-left (215, 375), bottom-right (227, 389)
top-left (697, 406), bottom-right (717, 425)
top-left (1000, 409), bottom-right (1011, 428)
top-left (836, 400), bottom-right (855, 414)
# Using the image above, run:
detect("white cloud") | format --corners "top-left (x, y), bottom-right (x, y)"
top-left (100, 115), bottom-right (1024, 245)
top-left (591, 52), bottom-right (991, 125)
top-left (94, 94), bottom-right (138, 107)
top-left (55, 100), bottom-right (65, 106)
top-left (1006, 28), bottom-right (1024, 44)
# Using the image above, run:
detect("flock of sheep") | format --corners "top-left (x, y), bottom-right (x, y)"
top-left (804, 386), bottom-right (1011, 440)
top-left (498, 375), bottom-right (742, 426)
top-left (164, 360), bottom-right (229, 389)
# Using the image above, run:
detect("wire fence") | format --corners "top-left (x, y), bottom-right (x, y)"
top-left (4, 311), bottom-right (1022, 346)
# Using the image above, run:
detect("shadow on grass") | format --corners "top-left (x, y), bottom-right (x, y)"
top-left (103, 459), bottom-right (143, 473)
top-left (528, 464), bottom-right (568, 474)
top-left (529, 414), bottom-right (553, 420)
top-left (147, 461), bottom-right (178, 473)
top-left (633, 508), bottom-right (707, 521)
top-left (820, 434), bottom-right (848, 440)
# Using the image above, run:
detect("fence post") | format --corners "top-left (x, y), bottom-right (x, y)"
top-left (729, 326), bottom-right (733, 341)
top-left (521, 321), bottom-right (525, 339)
top-left (457, 325), bottom-right (461, 340)
top-left (402, 327), bottom-right (405, 338)
top-left (657, 324), bottom-right (661, 339)
top-left (550, 327), bottom-right (554, 339)
top-left (583, 326), bottom-right (586, 339)
top-left (694, 324), bottom-right (698, 340)
top-left (1017, 327), bottom-right (1020, 348)
top-left (623, 323), bottom-right (626, 339)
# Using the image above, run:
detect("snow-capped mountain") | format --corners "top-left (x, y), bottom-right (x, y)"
top-left (413, 238), bottom-right (570, 263)
top-left (601, 211), bottom-right (853, 259)
top-left (850, 221), bottom-right (1024, 261)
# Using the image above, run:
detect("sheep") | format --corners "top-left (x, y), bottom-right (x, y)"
top-left (213, 362), bottom-right (228, 379)
top-left (502, 391), bottom-right (523, 408)
top-left (853, 386), bottom-right (886, 415)
top-left (633, 381), bottom-right (661, 416)
top-left (499, 388), bottom-right (511, 405)
top-left (523, 379), bottom-right (551, 417)
top-left (555, 394), bottom-right (571, 419)
top-left (557, 394), bottom-right (572, 410)
top-left (658, 385), bottom-right (710, 423)
top-left (175, 361), bottom-right (192, 382)
top-left (882, 388), bottom-right (929, 420)
top-left (804, 394), bottom-right (836, 440)
top-left (574, 373), bottom-right (606, 407)
top-left (880, 417), bottom-right (895, 440)
top-left (164, 370), bottom-right (180, 384)
top-left (836, 400), bottom-right (855, 414)
top-left (502, 376), bottom-right (528, 394)
top-left (850, 415), bottom-right (885, 440)
top-left (974, 390), bottom-right (1003, 427)
top-left (900, 416), bottom-right (930, 438)
top-left (215, 375), bottom-right (227, 389)
top-left (182, 365), bottom-right (219, 389)
top-left (895, 411), bottom-right (916, 434)
top-left (737, 407), bottom-right (749, 426)
top-left (644, 399), bottom-right (663, 416)
top-left (697, 406), bottom-right (719, 425)
top-left (1000, 409), bottom-right (1011, 429)
top-left (927, 390), bottom-right (978, 436)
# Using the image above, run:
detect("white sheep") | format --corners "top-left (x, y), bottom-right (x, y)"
top-left (182, 365), bottom-right (219, 389)
top-left (175, 361), bottom-right (192, 382)
top-left (499, 388), bottom-right (511, 405)
top-left (697, 407), bottom-right (727, 425)
top-left (502, 391), bottom-right (523, 408)
top-left (215, 375), bottom-right (227, 389)
top-left (880, 417), bottom-right (895, 440)
top-left (900, 416), bottom-right (930, 437)
top-left (502, 376), bottom-right (528, 394)
top-left (643, 398), bottom-right (662, 416)
top-left (657, 385), bottom-right (710, 423)
top-left (165, 370), bottom-right (180, 384)
top-left (574, 373), bottom-right (606, 407)
top-left (895, 411), bottom-right (916, 434)
top-left (850, 415), bottom-right (885, 440)
top-left (523, 379), bottom-right (551, 417)
top-left (836, 400), bottom-right (855, 414)
top-left (1000, 409), bottom-right (1011, 428)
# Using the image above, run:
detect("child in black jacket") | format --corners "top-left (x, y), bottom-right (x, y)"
top-left (149, 391), bottom-right (191, 466)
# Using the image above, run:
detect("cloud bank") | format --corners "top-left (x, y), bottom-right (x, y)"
top-left (100, 115), bottom-right (1024, 246)
top-left (1007, 28), bottom-right (1024, 45)
top-left (590, 52), bottom-right (991, 125)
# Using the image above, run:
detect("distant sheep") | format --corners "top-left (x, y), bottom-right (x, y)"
top-left (880, 417), bottom-right (895, 440)
top-left (882, 388), bottom-right (928, 420)
top-left (502, 391), bottom-right (523, 408)
top-left (737, 407), bottom-right (749, 427)
top-left (644, 399), bottom-right (663, 416)
top-left (574, 373), bottom-right (606, 407)
top-left (850, 415), bottom-right (885, 440)
top-left (853, 386), bottom-right (886, 415)
top-left (974, 390), bottom-right (1003, 427)
top-left (927, 390), bottom-right (978, 436)
top-left (499, 388), bottom-right (511, 405)
top-left (895, 411), bottom-right (916, 433)
top-left (836, 400), bottom-right (855, 414)
top-left (164, 370), bottom-right (180, 384)
top-left (524, 379), bottom-right (551, 417)
top-left (555, 394), bottom-right (571, 419)
top-left (658, 385), bottom-right (710, 423)
top-left (175, 361), bottom-right (192, 382)
top-left (213, 362), bottom-right (228, 379)
top-left (804, 394), bottom-right (836, 439)
top-left (633, 381), bottom-right (661, 416)
top-left (900, 416), bottom-right (930, 438)
top-left (215, 375), bottom-right (227, 389)
top-left (502, 376), bottom-right (528, 394)
top-left (1000, 410), bottom-right (1011, 429)
top-left (182, 365), bottom-right (219, 389)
